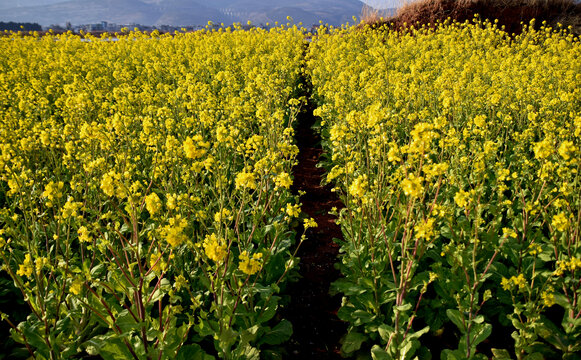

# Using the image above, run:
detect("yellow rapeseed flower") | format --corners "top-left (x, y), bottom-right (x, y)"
top-left (145, 193), bottom-right (162, 216)
top-left (401, 174), bottom-right (424, 199)
top-left (239, 251), bottom-right (262, 275)
top-left (552, 212), bottom-right (569, 232)
top-left (16, 254), bottom-right (34, 278)
top-left (203, 233), bottom-right (227, 263)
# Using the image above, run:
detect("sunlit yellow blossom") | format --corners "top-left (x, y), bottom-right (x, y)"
top-left (16, 254), bottom-right (34, 278)
top-left (34, 257), bottom-right (48, 274)
top-left (423, 163), bottom-right (449, 179)
top-left (78, 226), bottom-right (92, 243)
top-left (42, 181), bottom-right (64, 205)
top-left (69, 277), bottom-right (84, 295)
top-left (275, 172), bottom-right (292, 189)
top-left (162, 215), bottom-right (188, 247)
top-left (303, 217), bottom-right (317, 229)
top-left (501, 274), bottom-right (527, 292)
top-left (557, 140), bottom-right (576, 160)
top-left (239, 251), bottom-right (262, 275)
top-left (100, 171), bottom-right (126, 198)
top-left (541, 291), bottom-right (555, 307)
top-left (235, 171), bottom-right (257, 190)
top-left (401, 174), bottom-right (423, 198)
top-left (174, 274), bottom-right (188, 291)
top-left (554, 257), bottom-right (581, 276)
top-left (533, 138), bottom-right (553, 160)
top-left (454, 190), bottom-right (470, 208)
top-left (183, 135), bottom-right (209, 159)
top-left (349, 174), bottom-right (368, 199)
top-left (61, 199), bottom-right (82, 219)
top-left (501, 277), bottom-right (511, 291)
top-left (502, 228), bottom-right (518, 239)
top-left (203, 233), bottom-right (227, 263)
top-left (414, 218), bottom-right (436, 241)
top-left (149, 252), bottom-right (167, 273)
top-left (528, 243), bottom-right (542, 256)
top-left (387, 144), bottom-right (401, 163)
top-left (145, 193), bottom-right (162, 215)
top-left (551, 212), bottom-right (569, 232)
top-left (286, 203), bottom-right (301, 218)
top-left (473, 114), bottom-right (487, 128)
top-left (214, 209), bottom-right (232, 224)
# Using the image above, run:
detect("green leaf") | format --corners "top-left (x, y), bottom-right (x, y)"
top-left (400, 337), bottom-right (422, 360)
top-left (491, 348), bottom-right (512, 359)
top-left (408, 326), bottom-right (429, 340)
top-left (195, 319), bottom-right (218, 338)
top-left (395, 303), bottom-right (412, 312)
top-left (523, 353), bottom-right (544, 360)
top-left (257, 301), bottom-right (278, 324)
top-left (260, 320), bottom-right (292, 346)
top-left (331, 278), bottom-right (365, 296)
top-left (235, 344), bottom-right (260, 360)
top-left (371, 344), bottom-right (389, 360)
top-left (446, 309), bottom-right (465, 332)
top-left (342, 330), bottom-right (367, 355)
top-left (262, 349), bottom-right (284, 360)
top-left (116, 310), bottom-right (144, 335)
top-left (440, 349), bottom-right (464, 360)
top-left (218, 327), bottom-right (238, 350)
top-left (240, 325), bottom-right (260, 345)
top-left (470, 323), bottom-right (492, 349)
top-left (353, 309), bottom-right (375, 325)
top-left (85, 335), bottom-right (136, 360)
top-left (176, 344), bottom-right (215, 360)
top-left (19, 320), bottom-right (51, 360)
top-left (377, 324), bottom-right (394, 342)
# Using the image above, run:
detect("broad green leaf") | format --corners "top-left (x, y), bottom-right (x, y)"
top-left (523, 353), bottom-right (544, 360)
top-left (218, 327), bottom-right (238, 350)
top-left (116, 310), bottom-right (144, 335)
top-left (257, 301), bottom-right (278, 324)
top-left (240, 325), bottom-right (260, 345)
top-left (377, 324), bottom-right (394, 342)
top-left (401, 338), bottom-right (421, 360)
top-left (342, 330), bottom-right (367, 354)
top-left (371, 344), bottom-right (389, 360)
top-left (331, 278), bottom-right (365, 296)
top-left (446, 309), bottom-right (465, 332)
top-left (260, 320), bottom-right (292, 345)
top-left (176, 344), bottom-right (215, 360)
top-left (440, 349), bottom-right (464, 360)
top-left (408, 326), bottom-right (429, 340)
top-left (85, 335), bottom-right (136, 360)
top-left (491, 348), bottom-right (512, 359)
top-left (353, 309), bottom-right (375, 325)
top-left (470, 323), bottom-right (492, 349)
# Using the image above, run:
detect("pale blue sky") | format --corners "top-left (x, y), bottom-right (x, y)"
top-left (361, 0), bottom-right (406, 9)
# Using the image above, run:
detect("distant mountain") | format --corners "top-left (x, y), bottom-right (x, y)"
top-left (0, 0), bottom-right (367, 27)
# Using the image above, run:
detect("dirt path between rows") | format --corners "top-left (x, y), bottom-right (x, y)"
top-left (282, 79), bottom-right (347, 359)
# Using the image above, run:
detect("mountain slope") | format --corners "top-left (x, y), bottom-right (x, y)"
top-left (0, 0), bottom-right (367, 26)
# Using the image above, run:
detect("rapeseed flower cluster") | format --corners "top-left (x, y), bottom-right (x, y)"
top-left (308, 19), bottom-right (580, 358)
top-left (0, 25), bottom-right (305, 358)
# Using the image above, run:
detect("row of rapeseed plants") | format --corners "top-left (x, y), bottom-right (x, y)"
top-left (307, 21), bottom-right (580, 359)
top-left (0, 27), bottom-right (312, 359)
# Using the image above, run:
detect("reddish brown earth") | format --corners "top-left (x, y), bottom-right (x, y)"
top-left (282, 88), bottom-right (347, 359)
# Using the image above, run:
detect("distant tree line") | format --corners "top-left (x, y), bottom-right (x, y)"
top-left (0, 21), bottom-right (42, 31)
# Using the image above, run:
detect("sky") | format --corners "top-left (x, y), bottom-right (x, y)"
top-left (361, 0), bottom-right (407, 9)
top-left (2, 0), bottom-right (409, 9)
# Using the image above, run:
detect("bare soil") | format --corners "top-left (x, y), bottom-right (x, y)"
top-left (282, 84), bottom-right (347, 359)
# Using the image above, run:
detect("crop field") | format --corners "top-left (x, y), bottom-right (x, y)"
top-left (0, 20), bottom-right (580, 360)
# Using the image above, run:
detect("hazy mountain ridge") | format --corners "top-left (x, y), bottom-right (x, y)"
top-left (0, 0), bottom-right (367, 26)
